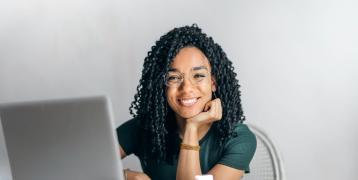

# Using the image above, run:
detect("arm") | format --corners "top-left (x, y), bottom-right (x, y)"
top-left (177, 127), bottom-right (244, 180)
top-left (119, 145), bottom-right (151, 180)
top-left (177, 130), bottom-right (244, 180)
top-left (176, 98), bottom-right (249, 180)
top-left (117, 118), bottom-right (151, 180)
top-left (208, 164), bottom-right (244, 180)
top-left (176, 124), bottom-right (201, 180)
top-left (177, 98), bottom-right (226, 180)
top-left (210, 123), bottom-right (257, 179)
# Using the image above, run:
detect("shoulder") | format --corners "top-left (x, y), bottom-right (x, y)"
top-left (233, 123), bottom-right (256, 140)
top-left (120, 117), bottom-right (141, 126)
top-left (217, 123), bottom-right (257, 172)
top-left (116, 117), bottom-right (142, 155)
top-left (116, 117), bottom-right (142, 140)
top-left (225, 123), bottom-right (257, 150)
top-left (117, 117), bottom-right (141, 130)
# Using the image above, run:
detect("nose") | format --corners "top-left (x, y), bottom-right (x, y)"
top-left (178, 76), bottom-right (195, 92)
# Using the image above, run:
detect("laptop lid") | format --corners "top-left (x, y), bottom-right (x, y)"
top-left (0, 96), bottom-right (124, 180)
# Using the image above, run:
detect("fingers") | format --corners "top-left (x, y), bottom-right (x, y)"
top-left (217, 99), bottom-right (222, 119)
top-left (212, 98), bottom-right (222, 121)
top-left (187, 98), bottom-right (223, 126)
top-left (204, 98), bottom-right (222, 121)
top-left (204, 101), bottom-right (212, 112)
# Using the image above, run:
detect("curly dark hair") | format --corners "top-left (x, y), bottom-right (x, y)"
top-left (129, 24), bottom-right (245, 164)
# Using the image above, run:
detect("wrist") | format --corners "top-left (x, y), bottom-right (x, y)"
top-left (185, 122), bottom-right (199, 132)
top-left (182, 123), bottom-right (199, 145)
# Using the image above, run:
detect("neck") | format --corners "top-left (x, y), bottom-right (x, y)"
top-left (175, 114), bottom-right (212, 140)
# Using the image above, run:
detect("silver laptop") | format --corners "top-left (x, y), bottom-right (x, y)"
top-left (0, 96), bottom-right (124, 180)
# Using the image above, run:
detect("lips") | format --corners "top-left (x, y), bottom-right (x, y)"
top-left (178, 97), bottom-right (199, 107)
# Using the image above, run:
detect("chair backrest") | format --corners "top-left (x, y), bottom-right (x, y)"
top-left (243, 124), bottom-right (285, 180)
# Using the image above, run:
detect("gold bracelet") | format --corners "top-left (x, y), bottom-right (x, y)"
top-left (180, 143), bottom-right (200, 151)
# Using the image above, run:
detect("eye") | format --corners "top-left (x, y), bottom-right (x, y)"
top-left (166, 75), bottom-right (181, 82)
top-left (168, 76), bottom-right (178, 81)
top-left (193, 73), bottom-right (206, 79)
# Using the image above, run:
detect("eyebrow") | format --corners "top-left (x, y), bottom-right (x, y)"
top-left (168, 66), bottom-right (208, 72)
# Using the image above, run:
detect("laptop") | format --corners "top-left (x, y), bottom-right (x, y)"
top-left (0, 96), bottom-right (124, 180)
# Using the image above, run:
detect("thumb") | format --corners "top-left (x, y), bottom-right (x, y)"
top-left (203, 101), bottom-right (212, 112)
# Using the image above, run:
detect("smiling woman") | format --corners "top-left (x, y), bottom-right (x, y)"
top-left (166, 47), bottom-right (216, 120)
top-left (116, 24), bottom-right (256, 180)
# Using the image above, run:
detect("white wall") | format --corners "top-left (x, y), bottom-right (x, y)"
top-left (1, 0), bottom-right (357, 179)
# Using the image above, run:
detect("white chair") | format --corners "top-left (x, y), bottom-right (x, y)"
top-left (243, 124), bottom-right (285, 180)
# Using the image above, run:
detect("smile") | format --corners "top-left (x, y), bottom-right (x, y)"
top-left (178, 97), bottom-right (199, 107)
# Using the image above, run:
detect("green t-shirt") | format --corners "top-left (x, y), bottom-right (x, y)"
top-left (116, 118), bottom-right (256, 180)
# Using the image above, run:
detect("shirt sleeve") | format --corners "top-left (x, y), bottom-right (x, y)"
top-left (217, 124), bottom-right (257, 173)
top-left (116, 118), bottom-right (141, 155)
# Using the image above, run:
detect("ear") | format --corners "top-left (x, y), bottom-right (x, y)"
top-left (211, 76), bottom-right (217, 92)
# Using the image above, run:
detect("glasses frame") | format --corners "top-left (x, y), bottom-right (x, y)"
top-left (164, 67), bottom-right (212, 88)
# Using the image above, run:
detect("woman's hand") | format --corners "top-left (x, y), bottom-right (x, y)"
top-left (126, 170), bottom-right (151, 180)
top-left (186, 98), bottom-right (222, 129)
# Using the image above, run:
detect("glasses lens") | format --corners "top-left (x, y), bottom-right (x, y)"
top-left (165, 69), bottom-right (211, 87)
top-left (165, 72), bottom-right (182, 87)
top-left (190, 70), bottom-right (210, 85)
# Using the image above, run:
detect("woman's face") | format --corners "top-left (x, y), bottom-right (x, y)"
top-left (166, 47), bottom-right (216, 120)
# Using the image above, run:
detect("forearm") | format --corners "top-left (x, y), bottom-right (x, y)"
top-left (126, 170), bottom-right (139, 180)
top-left (176, 125), bottom-right (202, 180)
top-left (125, 169), bottom-right (151, 180)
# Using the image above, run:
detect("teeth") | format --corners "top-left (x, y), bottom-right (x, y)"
top-left (179, 98), bottom-right (198, 106)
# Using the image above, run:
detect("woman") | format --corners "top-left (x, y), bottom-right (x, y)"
top-left (117, 24), bottom-right (256, 180)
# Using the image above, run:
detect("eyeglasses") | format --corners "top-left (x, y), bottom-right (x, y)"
top-left (164, 68), bottom-right (211, 88)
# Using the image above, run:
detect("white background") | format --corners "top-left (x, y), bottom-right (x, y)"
top-left (1, 0), bottom-right (357, 179)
